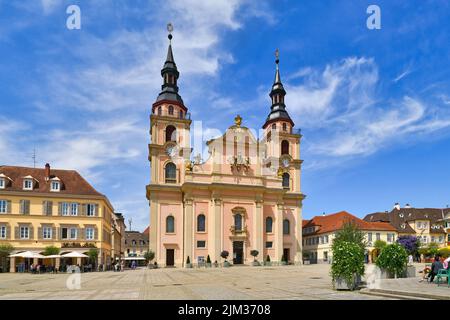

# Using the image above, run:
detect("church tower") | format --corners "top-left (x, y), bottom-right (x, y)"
top-left (147, 24), bottom-right (192, 266)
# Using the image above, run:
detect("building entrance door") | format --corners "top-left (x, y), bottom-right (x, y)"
top-left (166, 249), bottom-right (175, 267)
top-left (283, 248), bottom-right (290, 263)
top-left (233, 241), bottom-right (244, 264)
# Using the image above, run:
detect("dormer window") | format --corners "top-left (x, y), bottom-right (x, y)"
top-left (23, 179), bottom-right (33, 190)
top-left (399, 213), bottom-right (404, 218)
top-left (51, 181), bottom-right (60, 192)
top-left (0, 178), bottom-right (5, 189)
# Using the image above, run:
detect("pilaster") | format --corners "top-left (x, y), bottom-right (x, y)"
top-left (183, 197), bottom-right (194, 266)
top-left (275, 202), bottom-right (284, 264)
top-left (254, 199), bottom-right (264, 263)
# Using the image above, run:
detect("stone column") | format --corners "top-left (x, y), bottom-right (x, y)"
top-left (275, 203), bottom-right (284, 264)
top-left (294, 202), bottom-right (303, 265)
top-left (55, 257), bottom-right (61, 270)
top-left (149, 195), bottom-right (158, 263)
top-left (210, 198), bottom-right (222, 263)
top-left (183, 197), bottom-right (194, 267)
top-left (9, 257), bottom-right (15, 273)
top-left (254, 199), bottom-right (264, 264)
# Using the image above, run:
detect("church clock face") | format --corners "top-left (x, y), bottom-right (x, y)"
top-left (166, 145), bottom-right (176, 157)
top-left (282, 158), bottom-right (290, 168)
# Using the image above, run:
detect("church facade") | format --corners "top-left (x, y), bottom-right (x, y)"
top-left (147, 31), bottom-right (305, 267)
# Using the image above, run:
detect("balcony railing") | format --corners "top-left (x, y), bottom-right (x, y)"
top-left (152, 110), bottom-right (191, 120)
top-left (230, 225), bottom-right (248, 236)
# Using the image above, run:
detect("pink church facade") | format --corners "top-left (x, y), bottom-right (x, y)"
top-left (147, 32), bottom-right (305, 267)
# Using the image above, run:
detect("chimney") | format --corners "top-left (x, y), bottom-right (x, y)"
top-left (322, 212), bottom-right (326, 216)
top-left (393, 203), bottom-right (401, 210)
top-left (45, 163), bottom-right (50, 181)
top-left (405, 203), bottom-right (411, 209)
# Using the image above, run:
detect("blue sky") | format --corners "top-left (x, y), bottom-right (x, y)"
top-left (1, 0), bottom-right (450, 231)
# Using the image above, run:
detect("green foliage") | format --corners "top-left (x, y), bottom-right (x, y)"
top-left (43, 246), bottom-right (60, 256)
top-left (374, 240), bottom-right (387, 250)
top-left (186, 256), bottom-right (190, 264)
top-left (333, 221), bottom-right (367, 251)
top-left (250, 250), bottom-right (259, 261)
top-left (266, 255), bottom-right (271, 262)
top-left (376, 243), bottom-right (408, 277)
top-left (0, 243), bottom-right (14, 257)
top-left (144, 250), bottom-right (155, 263)
top-left (206, 255), bottom-right (211, 264)
top-left (438, 247), bottom-right (450, 258)
top-left (331, 241), bottom-right (365, 287)
top-left (419, 243), bottom-right (440, 258)
top-left (87, 248), bottom-right (98, 265)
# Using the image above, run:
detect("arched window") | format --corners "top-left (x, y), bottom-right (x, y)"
top-left (282, 173), bottom-right (290, 189)
top-left (166, 216), bottom-right (175, 233)
top-left (165, 162), bottom-right (176, 183)
top-left (234, 214), bottom-right (243, 231)
top-left (266, 217), bottom-right (273, 233)
top-left (197, 214), bottom-right (206, 232)
top-left (282, 123), bottom-right (287, 131)
top-left (281, 140), bottom-right (289, 155)
top-left (179, 110), bottom-right (183, 119)
top-left (272, 123), bottom-right (276, 130)
top-left (158, 106), bottom-right (162, 115)
top-left (166, 125), bottom-right (176, 142)
top-left (283, 219), bottom-right (290, 235)
top-left (267, 131), bottom-right (271, 142)
top-left (168, 105), bottom-right (174, 115)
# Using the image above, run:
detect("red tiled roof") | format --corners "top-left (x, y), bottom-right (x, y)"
top-left (143, 226), bottom-right (150, 234)
top-left (303, 211), bottom-right (397, 235)
top-left (0, 165), bottom-right (102, 196)
top-left (302, 220), bottom-right (309, 227)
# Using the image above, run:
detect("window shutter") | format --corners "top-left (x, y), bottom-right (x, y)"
top-left (29, 226), bottom-right (34, 240)
top-left (80, 228), bottom-right (85, 240)
top-left (38, 227), bottom-right (42, 240)
top-left (14, 227), bottom-right (19, 239)
top-left (20, 200), bottom-right (24, 214)
top-left (94, 227), bottom-right (98, 240)
top-left (7, 200), bottom-right (11, 213)
top-left (48, 201), bottom-right (53, 216)
top-left (25, 200), bottom-right (30, 215)
top-left (52, 227), bottom-right (57, 240)
top-left (94, 204), bottom-right (99, 217)
top-left (58, 202), bottom-right (62, 215)
top-left (42, 201), bottom-right (47, 215)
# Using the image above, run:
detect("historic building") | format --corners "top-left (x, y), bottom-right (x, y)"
top-left (0, 164), bottom-right (125, 272)
top-left (302, 211), bottom-right (397, 264)
top-left (147, 30), bottom-right (304, 267)
top-left (123, 229), bottom-right (149, 266)
top-left (364, 204), bottom-right (449, 247)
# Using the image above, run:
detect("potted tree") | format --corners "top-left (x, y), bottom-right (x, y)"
top-left (185, 256), bottom-right (192, 268)
top-left (396, 235), bottom-right (420, 277)
top-left (250, 250), bottom-right (260, 266)
top-left (87, 248), bottom-right (99, 271)
top-left (221, 251), bottom-right (230, 267)
top-left (144, 250), bottom-right (155, 268)
top-left (265, 255), bottom-right (271, 266)
top-left (376, 243), bottom-right (408, 279)
top-left (281, 255), bottom-right (288, 266)
top-left (0, 243), bottom-right (14, 273)
top-left (331, 241), bottom-right (365, 290)
top-left (206, 255), bottom-right (212, 268)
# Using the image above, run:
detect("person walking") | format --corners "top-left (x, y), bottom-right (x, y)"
top-left (428, 256), bottom-right (444, 283)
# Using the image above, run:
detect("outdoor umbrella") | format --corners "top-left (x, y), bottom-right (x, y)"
top-left (9, 251), bottom-right (46, 272)
top-left (61, 251), bottom-right (88, 258)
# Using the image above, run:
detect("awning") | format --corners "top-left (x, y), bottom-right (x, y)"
top-left (9, 251), bottom-right (46, 259)
top-left (61, 251), bottom-right (88, 258)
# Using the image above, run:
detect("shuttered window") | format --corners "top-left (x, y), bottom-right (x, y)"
top-left (43, 227), bottom-right (52, 239)
top-left (0, 200), bottom-right (7, 213)
top-left (0, 226), bottom-right (6, 239)
top-left (43, 201), bottom-right (53, 215)
top-left (20, 226), bottom-right (30, 239)
top-left (20, 200), bottom-right (30, 215)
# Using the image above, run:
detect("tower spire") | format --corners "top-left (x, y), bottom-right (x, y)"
top-left (262, 49), bottom-right (294, 129)
top-left (155, 23), bottom-right (184, 106)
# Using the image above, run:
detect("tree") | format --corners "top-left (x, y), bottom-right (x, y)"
top-left (144, 250), bottom-right (155, 264)
top-left (43, 246), bottom-right (60, 256)
top-left (220, 251), bottom-right (229, 261)
top-left (206, 255), bottom-right (211, 264)
top-left (0, 243), bottom-right (14, 273)
top-left (374, 240), bottom-right (387, 250)
top-left (87, 248), bottom-right (99, 267)
top-left (250, 250), bottom-right (259, 261)
top-left (396, 235), bottom-right (420, 255)
top-left (376, 243), bottom-right (408, 278)
top-left (331, 241), bottom-right (365, 289)
top-left (333, 220), bottom-right (367, 251)
top-left (419, 242), bottom-right (440, 258)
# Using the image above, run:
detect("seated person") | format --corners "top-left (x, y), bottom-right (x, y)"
top-left (428, 256), bottom-right (444, 283)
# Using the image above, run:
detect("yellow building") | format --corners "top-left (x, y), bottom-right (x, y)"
top-left (0, 164), bottom-right (124, 272)
top-left (302, 211), bottom-right (397, 264)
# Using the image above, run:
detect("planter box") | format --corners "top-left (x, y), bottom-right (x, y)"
top-left (252, 261), bottom-right (260, 266)
top-left (185, 263), bottom-right (192, 268)
top-left (406, 266), bottom-right (416, 278)
top-left (304, 260), bottom-right (310, 265)
top-left (206, 263), bottom-right (212, 268)
top-left (335, 276), bottom-right (357, 291)
top-left (264, 261), bottom-right (272, 266)
top-left (223, 261), bottom-right (231, 267)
